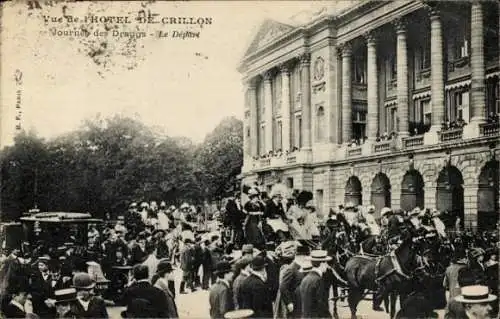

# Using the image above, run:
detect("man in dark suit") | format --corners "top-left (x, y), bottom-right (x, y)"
top-left (239, 255), bottom-right (273, 318)
top-left (2, 276), bottom-right (36, 318)
top-left (122, 264), bottom-right (170, 318)
top-left (299, 250), bottom-right (331, 318)
top-left (30, 256), bottom-right (56, 318)
top-left (225, 193), bottom-right (246, 248)
top-left (130, 233), bottom-right (148, 265)
top-left (209, 261), bottom-right (235, 319)
top-left (70, 272), bottom-right (108, 318)
top-left (279, 244), bottom-right (308, 318)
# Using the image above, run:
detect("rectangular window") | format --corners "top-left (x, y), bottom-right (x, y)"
top-left (260, 125), bottom-right (265, 155)
top-left (455, 91), bottom-right (470, 122)
top-left (353, 54), bottom-right (366, 84)
top-left (386, 106), bottom-right (398, 133)
top-left (418, 45), bottom-right (431, 70)
top-left (276, 121), bottom-right (282, 150)
top-left (423, 99), bottom-right (431, 125)
top-left (295, 116), bottom-right (302, 149)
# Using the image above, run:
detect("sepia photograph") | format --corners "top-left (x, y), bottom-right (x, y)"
top-left (0, 0), bottom-right (499, 318)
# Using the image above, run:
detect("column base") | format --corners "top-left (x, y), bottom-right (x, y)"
top-left (361, 141), bottom-right (374, 156)
top-left (424, 126), bottom-right (441, 145)
top-left (463, 120), bottom-right (485, 140)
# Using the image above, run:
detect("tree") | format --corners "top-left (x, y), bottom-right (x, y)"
top-left (194, 117), bottom-right (243, 200)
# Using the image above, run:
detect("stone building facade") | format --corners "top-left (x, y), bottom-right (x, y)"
top-left (238, 1), bottom-right (500, 230)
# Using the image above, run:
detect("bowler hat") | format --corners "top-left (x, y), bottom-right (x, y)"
top-left (215, 261), bottom-right (232, 275)
top-left (156, 259), bottom-right (174, 276)
top-left (250, 255), bottom-right (267, 271)
top-left (72, 272), bottom-right (96, 290)
top-left (54, 288), bottom-right (77, 304)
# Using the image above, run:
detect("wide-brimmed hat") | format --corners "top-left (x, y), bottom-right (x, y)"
top-left (72, 272), bottom-right (96, 290)
top-left (276, 241), bottom-right (298, 258)
top-left (468, 248), bottom-right (486, 259)
top-left (215, 261), bottom-right (232, 275)
top-left (409, 208), bottom-right (421, 217)
top-left (129, 202), bottom-right (138, 208)
top-left (307, 250), bottom-right (332, 262)
top-left (224, 309), bottom-right (254, 319)
top-left (54, 288), bottom-right (77, 304)
top-left (241, 244), bottom-right (254, 254)
top-left (250, 255), bottom-right (267, 271)
top-left (344, 202), bottom-right (355, 209)
top-left (156, 259), bottom-right (174, 276)
top-left (180, 203), bottom-right (190, 209)
top-left (381, 207), bottom-right (392, 216)
top-left (455, 285), bottom-right (497, 304)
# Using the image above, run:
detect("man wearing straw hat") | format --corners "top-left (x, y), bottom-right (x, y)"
top-left (446, 285), bottom-right (497, 319)
top-left (299, 250), bottom-right (331, 319)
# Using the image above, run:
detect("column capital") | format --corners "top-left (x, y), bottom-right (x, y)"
top-left (245, 77), bottom-right (258, 89)
top-left (263, 70), bottom-right (273, 81)
top-left (279, 63), bottom-right (290, 75)
top-left (363, 30), bottom-right (378, 46)
top-left (424, 2), bottom-right (441, 20)
top-left (392, 17), bottom-right (407, 34)
top-left (299, 53), bottom-right (311, 66)
top-left (338, 42), bottom-right (352, 57)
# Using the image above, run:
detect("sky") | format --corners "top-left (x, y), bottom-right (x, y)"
top-left (1, 0), bottom-right (355, 147)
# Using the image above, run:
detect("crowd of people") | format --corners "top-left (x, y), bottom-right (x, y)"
top-left (0, 186), bottom-right (498, 319)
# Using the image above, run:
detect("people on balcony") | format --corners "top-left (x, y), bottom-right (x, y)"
top-left (487, 112), bottom-right (499, 124)
top-left (442, 118), bottom-right (467, 132)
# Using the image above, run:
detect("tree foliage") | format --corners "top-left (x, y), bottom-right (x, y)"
top-left (0, 115), bottom-right (243, 219)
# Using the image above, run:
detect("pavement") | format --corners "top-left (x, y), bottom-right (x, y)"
top-left (107, 268), bottom-right (446, 319)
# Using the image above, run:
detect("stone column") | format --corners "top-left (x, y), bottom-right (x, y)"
top-left (395, 18), bottom-right (409, 138)
top-left (366, 32), bottom-right (379, 141)
top-left (341, 43), bottom-right (353, 144)
top-left (465, 1), bottom-right (486, 138)
top-left (429, 7), bottom-right (445, 133)
top-left (300, 53), bottom-right (312, 150)
top-left (263, 71), bottom-right (273, 153)
top-left (280, 64), bottom-right (291, 152)
top-left (248, 80), bottom-right (259, 157)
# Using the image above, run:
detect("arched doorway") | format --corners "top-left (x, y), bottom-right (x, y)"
top-left (371, 173), bottom-right (391, 218)
top-left (401, 169), bottom-right (424, 212)
top-left (478, 160), bottom-right (499, 230)
top-left (345, 176), bottom-right (362, 206)
top-left (436, 166), bottom-right (464, 229)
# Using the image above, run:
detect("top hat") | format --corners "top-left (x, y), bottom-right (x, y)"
top-left (250, 255), bottom-right (267, 271)
top-left (455, 285), bottom-right (497, 304)
top-left (215, 261), bottom-right (232, 275)
top-left (307, 250), bottom-right (332, 262)
top-left (296, 244), bottom-right (311, 256)
top-left (54, 288), bottom-right (77, 304)
top-left (156, 259), bottom-right (174, 276)
top-left (224, 309), bottom-right (254, 319)
top-left (72, 272), bottom-right (96, 290)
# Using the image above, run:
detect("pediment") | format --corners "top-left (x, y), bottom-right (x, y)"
top-left (242, 19), bottom-right (295, 60)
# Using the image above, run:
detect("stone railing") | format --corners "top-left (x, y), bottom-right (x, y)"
top-left (480, 122), bottom-right (499, 137)
top-left (259, 158), bottom-right (271, 167)
top-left (347, 146), bottom-right (362, 157)
top-left (403, 135), bottom-right (424, 148)
top-left (373, 140), bottom-right (391, 153)
top-left (285, 154), bottom-right (297, 164)
top-left (439, 128), bottom-right (463, 142)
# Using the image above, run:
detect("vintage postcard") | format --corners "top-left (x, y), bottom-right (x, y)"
top-left (0, 1), bottom-right (499, 318)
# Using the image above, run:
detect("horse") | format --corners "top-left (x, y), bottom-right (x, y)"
top-left (343, 230), bottom-right (426, 319)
